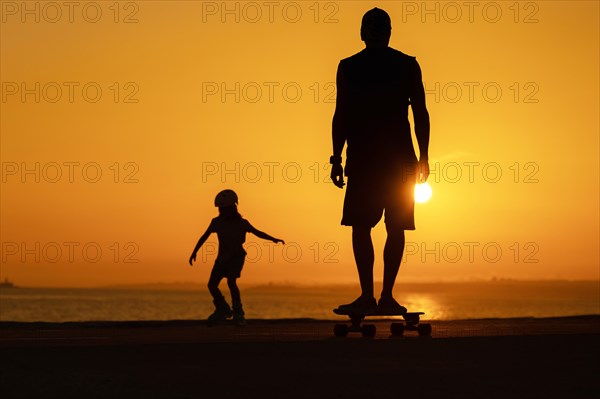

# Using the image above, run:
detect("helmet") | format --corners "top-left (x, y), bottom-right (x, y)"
top-left (214, 189), bottom-right (238, 207)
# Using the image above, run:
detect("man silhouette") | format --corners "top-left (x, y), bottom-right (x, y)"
top-left (330, 7), bottom-right (430, 314)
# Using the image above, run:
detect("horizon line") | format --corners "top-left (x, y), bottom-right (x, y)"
top-left (2, 278), bottom-right (599, 290)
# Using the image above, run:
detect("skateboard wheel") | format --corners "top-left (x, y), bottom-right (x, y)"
top-left (361, 324), bottom-right (376, 338)
top-left (334, 324), bottom-right (349, 337)
top-left (417, 323), bottom-right (432, 336)
top-left (390, 322), bottom-right (405, 336)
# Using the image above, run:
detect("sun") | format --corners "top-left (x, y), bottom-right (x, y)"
top-left (414, 182), bottom-right (432, 203)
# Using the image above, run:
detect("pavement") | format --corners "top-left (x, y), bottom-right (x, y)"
top-left (1, 316), bottom-right (598, 399)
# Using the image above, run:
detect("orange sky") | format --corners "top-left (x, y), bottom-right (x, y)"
top-left (1, 1), bottom-right (599, 287)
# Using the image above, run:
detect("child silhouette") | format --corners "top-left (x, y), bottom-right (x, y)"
top-left (189, 189), bottom-right (285, 325)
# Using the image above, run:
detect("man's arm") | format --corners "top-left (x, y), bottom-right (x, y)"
top-left (331, 61), bottom-right (348, 188)
top-left (409, 58), bottom-right (431, 182)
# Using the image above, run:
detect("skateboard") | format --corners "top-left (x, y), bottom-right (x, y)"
top-left (333, 308), bottom-right (432, 338)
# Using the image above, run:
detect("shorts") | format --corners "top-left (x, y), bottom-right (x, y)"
top-left (341, 166), bottom-right (417, 229)
top-left (210, 253), bottom-right (246, 280)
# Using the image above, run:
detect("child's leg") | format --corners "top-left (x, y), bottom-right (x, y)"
top-left (227, 276), bottom-right (245, 325)
top-left (207, 270), bottom-right (232, 322)
top-left (226, 277), bottom-right (241, 304)
top-left (207, 272), bottom-right (224, 300)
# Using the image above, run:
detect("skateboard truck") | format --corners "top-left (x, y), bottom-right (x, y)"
top-left (333, 314), bottom-right (377, 338)
top-left (333, 311), bottom-right (432, 338)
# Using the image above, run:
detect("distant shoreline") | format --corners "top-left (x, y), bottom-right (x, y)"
top-left (2, 279), bottom-right (599, 291)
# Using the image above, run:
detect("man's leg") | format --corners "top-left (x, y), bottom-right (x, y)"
top-left (352, 225), bottom-right (375, 299)
top-left (381, 223), bottom-right (405, 300)
top-left (378, 167), bottom-right (414, 313)
top-left (338, 173), bottom-right (380, 311)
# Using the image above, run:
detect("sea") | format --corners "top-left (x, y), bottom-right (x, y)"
top-left (1, 281), bottom-right (598, 322)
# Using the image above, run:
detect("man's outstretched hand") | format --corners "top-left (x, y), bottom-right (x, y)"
top-left (417, 157), bottom-right (430, 183)
top-left (330, 163), bottom-right (345, 188)
top-left (188, 252), bottom-right (196, 266)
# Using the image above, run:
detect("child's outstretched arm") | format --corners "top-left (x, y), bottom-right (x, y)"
top-left (248, 224), bottom-right (285, 245)
top-left (189, 224), bottom-right (213, 266)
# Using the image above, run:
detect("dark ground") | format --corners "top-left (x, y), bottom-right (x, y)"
top-left (1, 317), bottom-right (599, 398)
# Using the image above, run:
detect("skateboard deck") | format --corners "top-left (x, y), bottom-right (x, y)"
top-left (333, 308), bottom-right (431, 337)
top-left (333, 307), bottom-right (415, 317)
